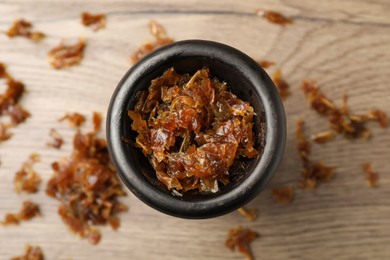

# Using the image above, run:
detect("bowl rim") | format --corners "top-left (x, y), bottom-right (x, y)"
top-left (106, 40), bottom-right (286, 219)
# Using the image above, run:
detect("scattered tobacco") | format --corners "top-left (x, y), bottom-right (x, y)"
top-left (255, 9), bottom-right (293, 25)
top-left (365, 109), bottom-right (389, 128)
top-left (5, 19), bottom-right (45, 42)
top-left (311, 130), bottom-right (337, 144)
top-left (131, 20), bottom-right (174, 63)
top-left (257, 60), bottom-right (275, 69)
top-left (362, 163), bottom-right (379, 187)
top-left (47, 128), bottom-right (64, 149)
top-left (59, 112), bottom-right (86, 127)
top-left (237, 207), bottom-right (258, 222)
top-left (11, 244), bottom-right (44, 260)
top-left (92, 111), bottom-right (102, 132)
top-left (8, 105), bottom-right (31, 125)
top-left (300, 161), bottom-right (335, 189)
top-left (81, 12), bottom-right (107, 31)
top-left (296, 118), bottom-right (310, 162)
top-left (302, 80), bottom-right (388, 141)
top-left (48, 39), bottom-right (86, 69)
top-left (0, 79), bottom-right (26, 117)
top-left (0, 201), bottom-right (40, 226)
top-left (226, 226), bottom-right (258, 260)
top-left (296, 118), bottom-right (335, 189)
top-left (14, 153), bottom-right (41, 193)
top-left (272, 69), bottom-right (290, 100)
top-left (0, 123), bottom-right (12, 142)
top-left (272, 186), bottom-right (294, 204)
top-left (0, 63), bottom-right (10, 78)
top-left (0, 62), bottom-right (30, 142)
top-left (128, 67), bottom-right (261, 194)
top-left (46, 112), bottom-right (128, 245)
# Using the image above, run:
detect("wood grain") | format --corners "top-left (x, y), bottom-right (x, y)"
top-left (1, 0), bottom-right (390, 259)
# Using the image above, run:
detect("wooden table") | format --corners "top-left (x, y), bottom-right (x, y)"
top-left (1, 0), bottom-right (389, 259)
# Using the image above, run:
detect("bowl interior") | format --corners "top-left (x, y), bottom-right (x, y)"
top-left (122, 56), bottom-right (267, 201)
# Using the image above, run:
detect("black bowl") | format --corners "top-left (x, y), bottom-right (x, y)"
top-left (107, 40), bottom-right (286, 219)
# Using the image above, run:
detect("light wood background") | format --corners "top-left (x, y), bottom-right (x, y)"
top-left (1, 0), bottom-right (390, 259)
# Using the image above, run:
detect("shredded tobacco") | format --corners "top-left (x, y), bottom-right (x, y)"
top-left (81, 12), bottom-right (107, 31)
top-left (302, 81), bottom-right (388, 141)
top-left (257, 60), bottom-right (275, 69)
top-left (299, 161), bottom-right (335, 189)
top-left (47, 128), bottom-right (64, 149)
top-left (128, 67), bottom-right (260, 194)
top-left (8, 105), bottom-right (31, 125)
top-left (296, 118), bottom-right (310, 162)
top-left (0, 62), bottom-right (30, 142)
top-left (48, 39), bottom-right (86, 69)
top-left (0, 201), bottom-right (40, 226)
top-left (255, 9), bottom-right (293, 25)
top-left (296, 118), bottom-right (335, 189)
top-left (59, 112), bottom-right (86, 127)
top-left (226, 226), bottom-right (258, 260)
top-left (5, 19), bottom-right (45, 42)
top-left (14, 153), bottom-right (41, 193)
top-left (272, 186), bottom-right (294, 204)
top-left (92, 111), bottom-right (102, 132)
top-left (131, 20), bottom-right (174, 64)
top-left (1, 79), bottom-right (26, 117)
top-left (362, 163), bottom-right (379, 187)
top-left (365, 109), bottom-right (389, 128)
top-left (311, 130), bottom-right (337, 144)
top-left (237, 207), bottom-right (258, 222)
top-left (272, 69), bottom-right (290, 100)
top-left (0, 123), bottom-right (12, 142)
top-left (46, 112), bottom-right (128, 244)
top-left (0, 79), bottom-right (25, 114)
top-left (11, 244), bottom-right (44, 260)
top-left (0, 63), bottom-right (10, 78)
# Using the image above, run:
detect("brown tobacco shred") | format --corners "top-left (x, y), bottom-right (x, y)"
top-left (0, 63), bottom-right (10, 78)
top-left (302, 80), bottom-right (336, 116)
top-left (46, 113), bottom-right (128, 245)
top-left (257, 60), bottom-right (275, 69)
top-left (131, 20), bottom-right (174, 64)
top-left (8, 105), bottom-right (31, 125)
top-left (272, 186), bottom-right (294, 204)
top-left (296, 118), bottom-right (335, 189)
top-left (0, 201), bottom-right (40, 226)
top-left (81, 12), bottom-right (107, 31)
top-left (362, 163), bottom-right (379, 187)
top-left (0, 123), bottom-right (12, 142)
top-left (0, 78), bottom-right (25, 115)
top-left (365, 109), bottom-right (389, 128)
top-left (128, 67), bottom-right (260, 194)
top-left (0, 63), bottom-right (30, 142)
top-left (92, 111), bottom-right (102, 132)
top-left (48, 39), bottom-right (86, 69)
top-left (5, 19), bottom-right (45, 42)
top-left (296, 118), bottom-right (310, 162)
top-left (226, 226), bottom-right (258, 260)
top-left (59, 112), bottom-right (86, 127)
top-left (11, 244), bottom-right (44, 260)
top-left (47, 128), bottom-right (64, 149)
top-left (14, 153), bottom-right (41, 193)
top-left (311, 130), bottom-right (337, 144)
top-left (255, 9), bottom-right (293, 25)
top-left (299, 161), bottom-right (335, 189)
top-left (272, 69), bottom-right (290, 100)
top-left (302, 80), bottom-right (388, 141)
top-left (237, 207), bottom-right (258, 221)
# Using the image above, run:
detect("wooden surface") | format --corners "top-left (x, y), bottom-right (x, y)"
top-left (1, 0), bottom-right (390, 259)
